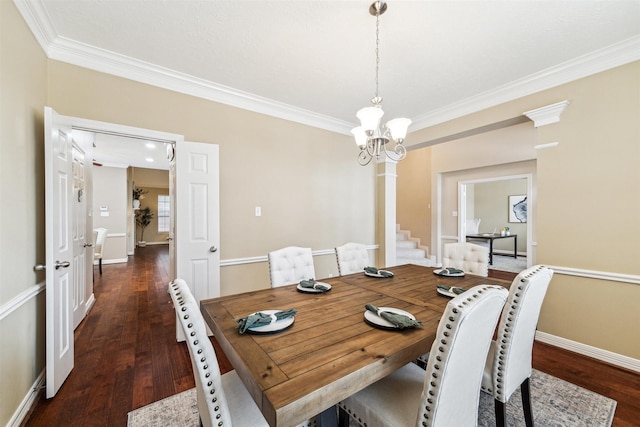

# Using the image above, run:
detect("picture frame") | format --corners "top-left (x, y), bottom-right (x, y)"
top-left (509, 195), bottom-right (527, 223)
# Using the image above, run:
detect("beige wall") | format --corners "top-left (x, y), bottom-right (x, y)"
top-left (472, 178), bottom-right (528, 253)
top-left (135, 186), bottom-right (170, 245)
top-left (45, 60), bottom-right (376, 294)
top-left (93, 166), bottom-right (128, 261)
top-left (0, 2), bottom-right (48, 425)
top-left (400, 62), bottom-right (640, 359)
top-left (131, 167), bottom-right (170, 246)
top-left (397, 148), bottom-right (431, 251)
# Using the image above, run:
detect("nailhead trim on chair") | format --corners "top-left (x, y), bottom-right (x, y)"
top-left (339, 285), bottom-right (503, 427)
top-left (169, 280), bottom-right (227, 426)
top-left (481, 265), bottom-right (550, 402)
top-left (418, 286), bottom-right (501, 426)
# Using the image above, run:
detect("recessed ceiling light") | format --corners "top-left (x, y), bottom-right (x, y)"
top-left (145, 142), bottom-right (156, 149)
top-left (145, 158), bottom-right (154, 162)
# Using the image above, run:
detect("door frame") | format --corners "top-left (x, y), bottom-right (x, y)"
top-left (71, 117), bottom-right (184, 273)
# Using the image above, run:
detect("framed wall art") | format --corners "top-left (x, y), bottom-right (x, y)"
top-left (509, 195), bottom-right (527, 223)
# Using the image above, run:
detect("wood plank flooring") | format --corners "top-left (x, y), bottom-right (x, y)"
top-left (22, 246), bottom-right (640, 426)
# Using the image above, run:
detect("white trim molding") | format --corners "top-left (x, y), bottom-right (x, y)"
top-left (547, 264), bottom-right (640, 285)
top-left (0, 282), bottom-right (46, 321)
top-left (534, 141), bottom-right (560, 150)
top-left (8, 370), bottom-right (45, 427)
top-left (523, 100), bottom-right (570, 127)
top-left (221, 245), bottom-right (378, 267)
top-left (536, 331), bottom-right (640, 373)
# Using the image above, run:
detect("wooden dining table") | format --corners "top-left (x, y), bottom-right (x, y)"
top-left (200, 264), bottom-right (510, 427)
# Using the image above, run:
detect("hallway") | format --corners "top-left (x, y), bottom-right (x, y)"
top-left (23, 246), bottom-right (230, 426)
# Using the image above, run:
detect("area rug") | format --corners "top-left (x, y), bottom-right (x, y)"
top-left (490, 254), bottom-right (528, 273)
top-left (127, 370), bottom-right (616, 427)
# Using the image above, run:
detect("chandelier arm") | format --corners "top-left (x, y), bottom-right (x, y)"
top-left (358, 150), bottom-right (373, 166)
top-left (380, 139), bottom-right (407, 162)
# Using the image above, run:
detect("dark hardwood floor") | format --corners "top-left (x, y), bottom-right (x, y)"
top-left (22, 246), bottom-right (639, 426)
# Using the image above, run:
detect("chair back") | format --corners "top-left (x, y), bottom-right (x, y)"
top-left (418, 285), bottom-right (508, 427)
top-left (483, 265), bottom-right (553, 403)
top-left (94, 228), bottom-right (107, 259)
top-left (442, 242), bottom-right (489, 277)
top-left (335, 242), bottom-right (370, 276)
top-left (168, 279), bottom-right (233, 427)
top-left (268, 246), bottom-right (316, 287)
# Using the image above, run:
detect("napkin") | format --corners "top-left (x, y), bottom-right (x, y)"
top-left (364, 267), bottom-right (393, 277)
top-left (437, 284), bottom-right (467, 295)
top-left (299, 278), bottom-right (330, 292)
top-left (365, 304), bottom-right (423, 329)
top-left (437, 267), bottom-right (464, 275)
top-left (235, 309), bottom-right (297, 334)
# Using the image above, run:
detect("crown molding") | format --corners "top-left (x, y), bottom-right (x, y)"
top-left (15, 1), bottom-right (640, 137)
top-left (411, 35), bottom-right (640, 132)
top-left (523, 100), bottom-right (570, 127)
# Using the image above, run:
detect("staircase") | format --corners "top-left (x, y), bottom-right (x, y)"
top-left (396, 225), bottom-right (433, 267)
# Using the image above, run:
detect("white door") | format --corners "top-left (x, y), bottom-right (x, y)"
top-left (168, 148), bottom-right (176, 280)
top-left (44, 107), bottom-right (75, 398)
top-left (175, 141), bottom-right (220, 303)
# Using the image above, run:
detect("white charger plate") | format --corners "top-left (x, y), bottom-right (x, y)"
top-left (433, 268), bottom-right (465, 277)
top-left (246, 309), bottom-right (295, 334)
top-left (364, 307), bottom-right (416, 330)
top-left (364, 270), bottom-right (394, 278)
top-left (296, 282), bottom-right (332, 293)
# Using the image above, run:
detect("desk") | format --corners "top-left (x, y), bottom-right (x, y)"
top-left (466, 233), bottom-right (517, 265)
top-left (200, 264), bottom-right (509, 427)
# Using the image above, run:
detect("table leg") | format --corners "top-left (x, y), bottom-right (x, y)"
top-left (514, 235), bottom-right (518, 259)
top-left (318, 405), bottom-right (338, 427)
top-left (489, 239), bottom-right (494, 265)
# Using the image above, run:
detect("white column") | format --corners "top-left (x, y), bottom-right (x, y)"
top-left (376, 157), bottom-right (397, 267)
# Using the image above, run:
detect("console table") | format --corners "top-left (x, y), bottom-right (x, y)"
top-left (465, 233), bottom-right (517, 265)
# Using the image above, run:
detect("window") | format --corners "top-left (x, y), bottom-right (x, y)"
top-left (157, 194), bottom-right (170, 233)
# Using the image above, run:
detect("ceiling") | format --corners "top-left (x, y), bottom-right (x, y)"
top-left (16, 1), bottom-right (640, 169)
top-left (90, 132), bottom-right (171, 170)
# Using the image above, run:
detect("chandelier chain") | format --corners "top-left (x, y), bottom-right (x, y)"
top-left (374, 10), bottom-right (380, 101)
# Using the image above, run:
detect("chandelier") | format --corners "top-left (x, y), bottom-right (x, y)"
top-left (352, 1), bottom-right (411, 166)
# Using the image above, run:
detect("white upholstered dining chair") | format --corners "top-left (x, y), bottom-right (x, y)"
top-left (442, 242), bottom-right (489, 277)
top-left (168, 279), bottom-right (317, 427)
top-left (338, 285), bottom-right (508, 427)
top-left (169, 279), bottom-right (269, 427)
top-left (481, 265), bottom-right (554, 427)
top-left (94, 227), bottom-right (108, 275)
top-left (335, 242), bottom-right (370, 276)
top-left (268, 246), bottom-right (316, 287)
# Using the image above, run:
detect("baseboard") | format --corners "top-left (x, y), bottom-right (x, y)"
top-left (85, 293), bottom-right (96, 314)
top-left (535, 331), bottom-right (640, 373)
top-left (8, 370), bottom-right (45, 427)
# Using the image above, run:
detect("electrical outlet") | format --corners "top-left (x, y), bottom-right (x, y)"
top-left (255, 206), bottom-right (262, 217)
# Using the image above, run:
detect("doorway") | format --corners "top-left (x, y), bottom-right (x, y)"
top-left (458, 174), bottom-right (533, 271)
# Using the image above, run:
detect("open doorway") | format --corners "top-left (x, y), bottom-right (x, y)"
top-left (78, 130), bottom-right (173, 258)
top-left (458, 174), bottom-right (533, 273)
